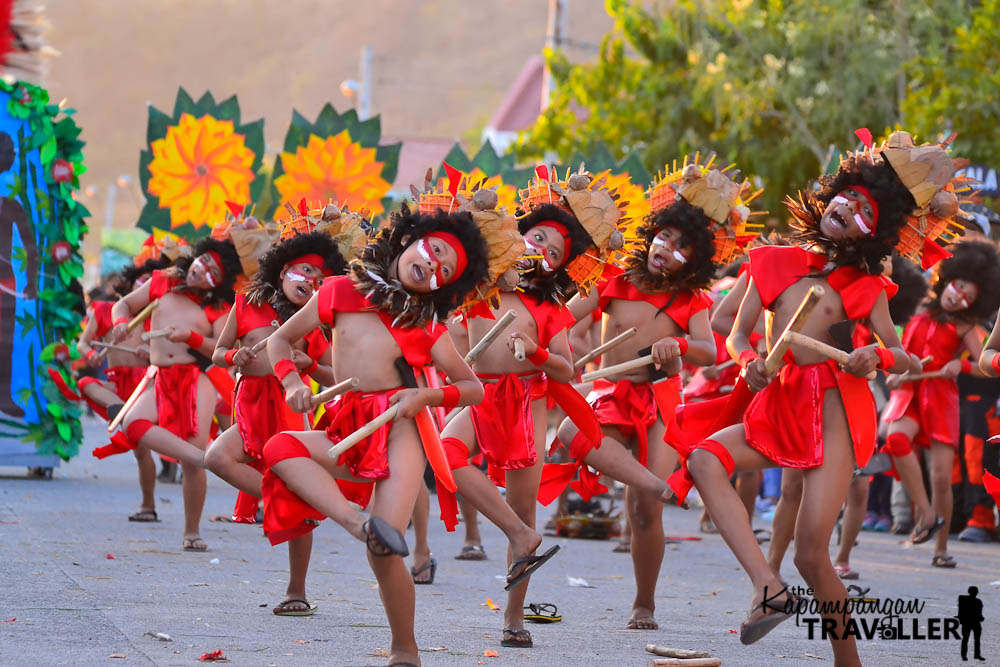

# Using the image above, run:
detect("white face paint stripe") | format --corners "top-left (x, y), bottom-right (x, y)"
top-left (194, 257), bottom-right (218, 287)
top-left (416, 239), bottom-right (433, 263)
top-left (672, 250), bottom-right (688, 264)
top-left (651, 236), bottom-right (667, 246)
top-left (944, 282), bottom-right (971, 309)
top-left (854, 213), bottom-right (872, 235)
top-left (832, 195), bottom-right (849, 204)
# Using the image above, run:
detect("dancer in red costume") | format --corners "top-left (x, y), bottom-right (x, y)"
top-left (672, 135), bottom-right (947, 665)
top-left (557, 164), bottom-right (739, 631)
top-left (111, 236), bottom-right (241, 552)
top-left (437, 196), bottom-right (606, 648)
top-left (76, 257), bottom-right (167, 521)
top-left (883, 239), bottom-right (1000, 567)
top-left (205, 228), bottom-right (347, 615)
top-left (263, 205), bottom-right (488, 667)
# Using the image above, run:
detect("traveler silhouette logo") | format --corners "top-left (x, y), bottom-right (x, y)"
top-left (957, 586), bottom-right (985, 661)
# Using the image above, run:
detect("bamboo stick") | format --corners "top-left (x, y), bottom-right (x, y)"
top-left (310, 377), bottom-right (359, 407)
top-left (573, 327), bottom-right (637, 371)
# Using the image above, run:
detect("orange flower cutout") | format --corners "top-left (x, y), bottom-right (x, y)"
top-left (275, 131), bottom-right (392, 217)
top-left (147, 114), bottom-right (256, 230)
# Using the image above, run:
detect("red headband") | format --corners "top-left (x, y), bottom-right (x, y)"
top-left (286, 253), bottom-right (331, 277)
top-left (537, 221), bottom-right (572, 262)
top-left (424, 231), bottom-right (467, 284)
top-left (849, 185), bottom-right (879, 234)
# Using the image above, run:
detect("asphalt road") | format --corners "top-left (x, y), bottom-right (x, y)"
top-left (2, 415), bottom-right (998, 666)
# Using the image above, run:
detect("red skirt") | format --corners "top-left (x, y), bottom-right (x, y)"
top-left (234, 374), bottom-right (305, 460)
top-left (744, 360), bottom-right (876, 469)
top-left (471, 373), bottom-right (546, 475)
top-left (883, 378), bottom-right (960, 448)
top-left (325, 388), bottom-right (403, 481)
top-left (106, 365), bottom-right (146, 401)
top-left (589, 376), bottom-right (681, 466)
top-left (154, 364), bottom-right (200, 441)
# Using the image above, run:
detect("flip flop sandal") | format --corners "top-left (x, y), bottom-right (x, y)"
top-left (699, 519), bottom-right (719, 534)
top-left (911, 517), bottom-right (945, 544)
top-left (455, 545), bottom-right (487, 561)
top-left (182, 537), bottom-right (208, 552)
top-left (505, 545), bottom-right (560, 591)
top-left (500, 628), bottom-right (533, 648)
top-left (272, 598), bottom-right (317, 616)
top-left (612, 542), bottom-right (631, 552)
top-left (834, 565), bottom-right (860, 580)
top-left (363, 517), bottom-right (409, 557)
top-left (128, 509), bottom-right (159, 522)
top-left (411, 557), bottom-right (437, 585)
top-left (740, 594), bottom-right (797, 645)
top-left (753, 528), bottom-right (772, 543)
top-left (524, 603), bottom-right (562, 623)
top-left (931, 555), bottom-right (957, 568)
top-left (846, 584), bottom-right (871, 600)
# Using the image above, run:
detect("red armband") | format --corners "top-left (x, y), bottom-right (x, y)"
top-left (223, 349), bottom-right (237, 366)
top-left (185, 331), bottom-right (204, 349)
top-left (273, 358), bottom-right (298, 382)
top-left (113, 317), bottom-right (128, 328)
top-left (527, 346), bottom-right (549, 366)
top-left (439, 385), bottom-right (461, 410)
top-left (992, 353), bottom-right (1000, 375)
top-left (302, 358), bottom-right (318, 376)
top-left (874, 347), bottom-right (895, 370)
top-left (672, 337), bottom-right (689, 356)
top-left (961, 359), bottom-right (972, 374)
top-left (738, 349), bottom-right (759, 369)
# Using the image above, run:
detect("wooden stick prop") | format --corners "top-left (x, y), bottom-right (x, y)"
top-left (645, 645), bottom-right (711, 659)
top-left (763, 286), bottom-right (825, 375)
top-left (328, 311), bottom-right (519, 461)
top-left (310, 377), bottom-right (359, 407)
top-left (141, 328), bottom-right (171, 342)
top-left (582, 354), bottom-right (655, 382)
top-left (711, 359), bottom-right (737, 373)
top-left (250, 336), bottom-right (270, 354)
top-left (647, 659), bottom-right (721, 667)
top-left (900, 369), bottom-right (949, 382)
top-left (95, 301), bottom-right (159, 361)
top-left (573, 327), bottom-right (638, 371)
top-left (465, 310), bottom-right (517, 364)
top-left (107, 366), bottom-right (157, 432)
top-left (513, 337), bottom-right (526, 361)
top-left (783, 331), bottom-right (877, 380)
top-left (91, 341), bottom-right (140, 355)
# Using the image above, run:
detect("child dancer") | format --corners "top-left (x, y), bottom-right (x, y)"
top-left (263, 204), bottom-right (488, 667)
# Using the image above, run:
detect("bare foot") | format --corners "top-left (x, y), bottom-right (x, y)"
top-left (510, 525), bottom-right (543, 564)
top-left (740, 582), bottom-right (795, 644)
top-left (626, 606), bottom-right (658, 629)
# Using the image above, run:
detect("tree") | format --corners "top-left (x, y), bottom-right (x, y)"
top-left (516, 0), bottom-right (970, 214)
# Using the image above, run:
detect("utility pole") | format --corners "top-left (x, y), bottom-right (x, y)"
top-left (359, 45), bottom-right (373, 120)
top-left (541, 0), bottom-right (567, 111)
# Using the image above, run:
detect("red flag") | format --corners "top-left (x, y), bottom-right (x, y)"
top-left (297, 197), bottom-right (309, 216)
top-left (535, 165), bottom-right (549, 182)
top-left (854, 128), bottom-right (873, 149)
top-left (225, 201), bottom-right (244, 219)
top-left (920, 238), bottom-right (952, 270)
top-left (443, 162), bottom-right (462, 198)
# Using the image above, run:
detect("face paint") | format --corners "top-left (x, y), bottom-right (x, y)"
top-left (943, 281), bottom-right (971, 310)
top-left (854, 213), bottom-right (872, 235)
top-left (193, 256), bottom-right (218, 288)
top-left (524, 237), bottom-right (556, 272)
top-left (285, 270), bottom-right (319, 288)
top-left (832, 195), bottom-right (849, 205)
top-left (651, 234), bottom-right (688, 264)
top-left (415, 239), bottom-right (448, 291)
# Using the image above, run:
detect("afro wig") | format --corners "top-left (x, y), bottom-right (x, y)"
top-left (245, 232), bottom-right (348, 322)
top-left (927, 239), bottom-right (1000, 323)
top-left (172, 237), bottom-right (243, 308)
top-left (116, 257), bottom-right (170, 297)
top-left (514, 204), bottom-right (596, 305)
top-left (623, 199), bottom-right (718, 293)
top-left (787, 155), bottom-right (917, 275)
top-left (351, 203), bottom-right (489, 327)
top-left (888, 255), bottom-right (929, 326)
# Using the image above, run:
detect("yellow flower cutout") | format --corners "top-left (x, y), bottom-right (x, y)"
top-left (147, 114), bottom-right (256, 229)
top-left (274, 131), bottom-right (391, 217)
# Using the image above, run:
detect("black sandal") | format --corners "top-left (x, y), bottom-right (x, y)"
top-left (931, 554), bottom-right (957, 568)
top-left (411, 556), bottom-right (437, 584)
top-left (500, 628), bottom-right (533, 648)
top-left (910, 517), bottom-right (945, 544)
top-left (128, 509), bottom-right (159, 522)
top-left (505, 545), bottom-right (560, 591)
top-left (363, 517), bottom-right (409, 557)
top-left (524, 603), bottom-right (561, 623)
top-left (740, 592), bottom-right (797, 645)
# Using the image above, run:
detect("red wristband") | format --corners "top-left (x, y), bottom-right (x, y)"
top-left (185, 331), bottom-right (204, 349)
top-left (874, 347), bottom-right (895, 370)
top-left (113, 317), bottom-right (128, 328)
top-left (738, 349), bottom-right (759, 369)
top-left (302, 358), bottom-right (318, 375)
top-left (85, 349), bottom-right (97, 361)
top-left (527, 346), bottom-right (549, 366)
top-left (274, 358), bottom-right (298, 381)
top-left (439, 385), bottom-right (460, 410)
top-left (961, 359), bottom-right (972, 374)
top-left (224, 349), bottom-right (237, 366)
top-left (992, 353), bottom-right (1000, 375)
top-left (672, 337), bottom-right (689, 356)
